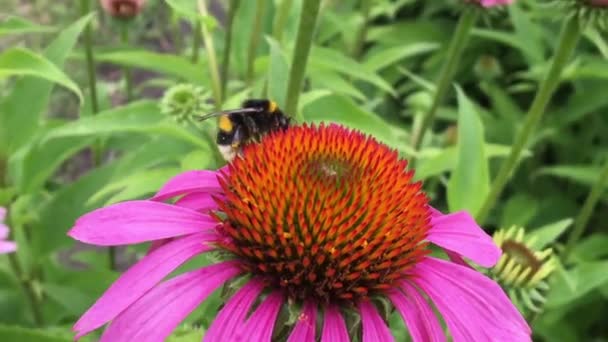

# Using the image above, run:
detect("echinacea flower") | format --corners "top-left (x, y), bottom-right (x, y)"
top-left (469, 0), bottom-right (514, 7)
top-left (69, 124), bottom-right (531, 341)
top-left (100, 0), bottom-right (146, 19)
top-left (0, 207), bottom-right (17, 254)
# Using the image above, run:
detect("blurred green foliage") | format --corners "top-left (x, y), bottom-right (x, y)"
top-left (0, 0), bottom-right (607, 340)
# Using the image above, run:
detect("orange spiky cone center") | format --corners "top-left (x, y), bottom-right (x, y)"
top-left (215, 124), bottom-right (431, 304)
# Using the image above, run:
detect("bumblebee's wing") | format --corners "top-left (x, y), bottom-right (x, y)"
top-left (197, 108), bottom-right (261, 122)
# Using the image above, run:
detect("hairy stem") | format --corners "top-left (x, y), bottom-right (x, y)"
top-left (198, 0), bottom-right (223, 108)
top-left (475, 16), bottom-right (581, 223)
top-left (563, 160), bottom-right (608, 260)
top-left (284, 0), bottom-right (322, 118)
top-left (220, 0), bottom-right (241, 96)
top-left (411, 7), bottom-right (478, 153)
top-left (246, 0), bottom-right (266, 85)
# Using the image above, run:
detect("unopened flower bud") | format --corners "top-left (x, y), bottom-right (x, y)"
top-left (100, 0), bottom-right (146, 19)
top-left (160, 84), bottom-right (212, 124)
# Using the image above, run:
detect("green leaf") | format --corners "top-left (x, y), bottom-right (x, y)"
top-left (40, 101), bottom-right (210, 149)
top-left (0, 325), bottom-right (71, 342)
top-left (536, 165), bottom-right (603, 188)
top-left (265, 36), bottom-right (289, 109)
top-left (94, 50), bottom-right (210, 87)
top-left (415, 144), bottom-right (530, 181)
top-left (447, 88), bottom-right (489, 215)
top-left (362, 42), bottom-right (438, 72)
top-left (8, 130), bottom-right (95, 193)
top-left (301, 94), bottom-right (404, 149)
top-left (31, 163), bottom-right (118, 258)
top-left (91, 167), bottom-right (181, 205)
top-left (0, 14), bottom-right (94, 153)
top-left (0, 48), bottom-right (83, 104)
top-left (0, 16), bottom-right (55, 36)
top-left (546, 261), bottom-right (608, 308)
top-left (43, 283), bottom-right (95, 316)
top-left (528, 218), bottom-right (573, 250)
top-left (309, 46), bottom-right (394, 95)
top-left (309, 69), bottom-right (366, 101)
top-left (167, 327), bottom-right (204, 342)
top-left (499, 193), bottom-right (539, 228)
top-left (569, 234), bottom-right (608, 262)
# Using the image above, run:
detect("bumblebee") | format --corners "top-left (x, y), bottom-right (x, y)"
top-left (198, 99), bottom-right (291, 161)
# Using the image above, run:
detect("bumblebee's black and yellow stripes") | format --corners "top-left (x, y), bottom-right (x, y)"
top-left (198, 99), bottom-right (291, 161)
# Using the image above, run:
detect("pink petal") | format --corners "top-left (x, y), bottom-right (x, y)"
top-left (427, 210), bottom-right (501, 267)
top-left (0, 207), bottom-right (6, 221)
top-left (175, 192), bottom-right (221, 211)
top-left (234, 291), bottom-right (284, 342)
top-left (287, 301), bottom-right (317, 342)
top-left (100, 261), bottom-right (242, 342)
top-left (69, 200), bottom-right (216, 246)
top-left (359, 300), bottom-right (395, 342)
top-left (408, 257), bottom-right (531, 342)
top-left (74, 232), bottom-right (217, 338)
top-left (152, 171), bottom-right (223, 202)
top-left (321, 305), bottom-right (349, 342)
top-left (445, 249), bottom-right (472, 268)
top-left (203, 278), bottom-right (266, 342)
top-left (0, 224), bottom-right (8, 239)
top-left (388, 283), bottom-right (444, 342)
top-left (0, 241), bottom-right (17, 254)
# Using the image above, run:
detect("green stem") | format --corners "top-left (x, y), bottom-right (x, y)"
top-left (172, 14), bottom-right (183, 54)
top-left (475, 17), bottom-right (581, 223)
top-left (284, 0), bottom-right (322, 118)
top-left (562, 160), bottom-right (608, 260)
top-left (198, 0), bottom-right (223, 108)
top-left (80, 0), bottom-right (99, 114)
top-left (351, 0), bottom-right (372, 59)
top-left (5, 212), bottom-right (43, 326)
top-left (120, 23), bottom-right (133, 102)
top-left (246, 0), bottom-right (266, 85)
top-left (411, 7), bottom-right (478, 153)
top-left (80, 1), bottom-right (103, 173)
top-left (191, 20), bottom-right (202, 63)
top-left (220, 0), bottom-right (240, 97)
top-left (272, 0), bottom-right (293, 43)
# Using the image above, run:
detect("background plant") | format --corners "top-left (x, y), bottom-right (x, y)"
top-left (0, 0), bottom-right (606, 340)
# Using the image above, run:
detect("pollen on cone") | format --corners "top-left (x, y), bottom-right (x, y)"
top-left (215, 124), bottom-right (431, 303)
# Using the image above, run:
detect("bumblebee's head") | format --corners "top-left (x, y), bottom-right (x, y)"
top-left (242, 99), bottom-right (279, 114)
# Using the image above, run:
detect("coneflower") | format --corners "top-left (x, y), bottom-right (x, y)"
top-left (0, 207), bottom-right (16, 254)
top-left (69, 124), bottom-right (530, 341)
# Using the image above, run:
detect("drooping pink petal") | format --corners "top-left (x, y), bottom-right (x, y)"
top-left (74, 232), bottom-right (217, 338)
top-left (203, 278), bottom-right (266, 342)
top-left (427, 210), bottom-right (501, 267)
top-left (152, 171), bottom-right (223, 202)
top-left (388, 283), bottom-right (444, 342)
top-left (69, 200), bottom-right (217, 246)
top-left (445, 249), bottom-right (472, 268)
top-left (0, 207), bottom-right (6, 221)
top-left (234, 291), bottom-right (284, 342)
top-left (100, 261), bottom-right (242, 342)
top-left (0, 241), bottom-right (17, 254)
top-left (359, 300), bottom-right (395, 342)
top-left (287, 301), bottom-right (317, 342)
top-left (175, 192), bottom-right (222, 211)
top-left (408, 257), bottom-right (531, 342)
top-left (0, 224), bottom-right (8, 239)
top-left (321, 305), bottom-right (349, 342)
